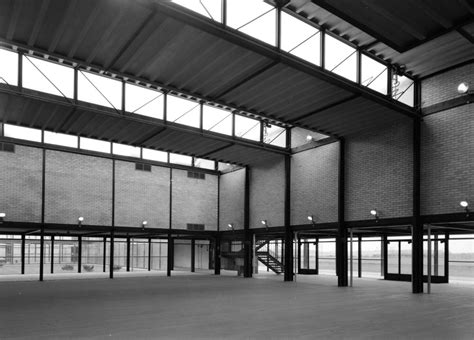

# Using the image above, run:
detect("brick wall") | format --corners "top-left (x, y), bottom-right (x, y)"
top-left (291, 142), bottom-right (339, 225)
top-left (171, 169), bottom-right (218, 230)
top-left (219, 168), bottom-right (245, 230)
top-left (345, 120), bottom-right (413, 221)
top-left (0, 145), bottom-right (42, 222)
top-left (114, 160), bottom-right (170, 228)
top-left (421, 64), bottom-right (474, 215)
top-left (45, 150), bottom-right (113, 225)
top-left (249, 156), bottom-right (285, 228)
top-left (421, 104), bottom-right (474, 215)
top-left (421, 63), bottom-right (474, 107)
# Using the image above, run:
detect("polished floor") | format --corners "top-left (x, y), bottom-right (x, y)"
top-left (0, 273), bottom-right (473, 339)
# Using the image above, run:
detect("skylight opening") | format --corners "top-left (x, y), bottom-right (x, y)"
top-left (166, 94), bottom-right (201, 129)
top-left (281, 12), bottom-right (321, 66)
top-left (392, 75), bottom-right (414, 107)
top-left (125, 83), bottom-right (164, 119)
top-left (194, 157), bottom-right (215, 170)
top-left (169, 153), bottom-right (193, 166)
top-left (234, 115), bottom-right (261, 141)
top-left (3, 124), bottom-right (42, 143)
top-left (23, 56), bottom-right (74, 98)
top-left (80, 137), bottom-right (111, 153)
top-left (227, 0), bottom-right (276, 46)
top-left (361, 54), bottom-right (388, 95)
top-left (202, 105), bottom-right (233, 136)
top-left (142, 148), bottom-right (168, 163)
top-left (44, 131), bottom-right (78, 148)
top-left (0, 48), bottom-right (18, 86)
top-left (112, 143), bottom-right (140, 158)
top-left (78, 71), bottom-right (122, 109)
top-left (263, 124), bottom-right (286, 148)
top-left (172, 0), bottom-right (222, 22)
top-left (324, 34), bottom-right (357, 82)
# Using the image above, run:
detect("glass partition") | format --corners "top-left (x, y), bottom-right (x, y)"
top-left (361, 54), bottom-right (387, 94)
top-left (234, 115), bottom-right (260, 141)
top-left (142, 148), bottom-right (168, 162)
top-left (172, 0), bottom-right (222, 22)
top-left (167, 94), bottom-right (201, 128)
top-left (202, 104), bottom-right (233, 136)
top-left (44, 131), bottom-right (78, 148)
top-left (263, 124), bottom-right (286, 147)
top-left (0, 48), bottom-right (18, 86)
top-left (324, 35), bottom-right (357, 82)
top-left (392, 75), bottom-right (414, 107)
top-left (78, 71), bottom-right (122, 109)
top-left (169, 152), bottom-right (192, 166)
top-left (125, 83), bottom-right (164, 119)
top-left (80, 137), bottom-right (111, 153)
top-left (281, 12), bottom-right (321, 66)
top-left (227, 0), bottom-right (276, 46)
top-left (23, 56), bottom-right (74, 98)
top-left (112, 143), bottom-right (141, 158)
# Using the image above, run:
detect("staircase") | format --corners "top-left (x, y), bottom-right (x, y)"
top-left (256, 240), bottom-right (284, 274)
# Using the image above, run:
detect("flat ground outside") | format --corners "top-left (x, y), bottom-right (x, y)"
top-left (1, 273), bottom-right (473, 339)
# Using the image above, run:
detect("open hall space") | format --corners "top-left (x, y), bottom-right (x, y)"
top-left (1, 274), bottom-right (474, 339)
top-left (0, 0), bottom-right (473, 338)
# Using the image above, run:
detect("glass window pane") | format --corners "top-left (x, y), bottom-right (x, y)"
top-left (166, 95), bottom-right (201, 128)
top-left (263, 124), bottom-right (286, 147)
top-left (78, 71), bottom-right (122, 109)
top-left (392, 75), bottom-right (414, 107)
top-left (194, 158), bottom-right (215, 170)
top-left (325, 35), bottom-right (357, 82)
top-left (234, 115), bottom-right (260, 141)
top-left (112, 143), bottom-right (140, 158)
top-left (80, 137), bottom-right (111, 153)
top-left (172, 0), bottom-right (222, 22)
top-left (202, 105), bottom-right (232, 135)
top-left (125, 83), bottom-right (164, 119)
top-left (142, 148), bottom-right (168, 162)
top-left (0, 48), bottom-right (18, 86)
top-left (23, 56), bottom-right (74, 98)
top-left (169, 153), bottom-right (192, 166)
top-left (281, 12), bottom-right (321, 66)
top-left (4, 124), bottom-right (42, 142)
top-left (44, 131), bottom-right (77, 148)
top-left (361, 54), bottom-right (387, 94)
top-left (227, 0), bottom-right (276, 46)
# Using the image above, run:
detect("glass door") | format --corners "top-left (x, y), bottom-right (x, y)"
top-left (298, 237), bottom-right (318, 274)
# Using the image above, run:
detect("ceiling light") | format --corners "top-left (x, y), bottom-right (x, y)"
top-left (460, 201), bottom-right (468, 208)
top-left (78, 217), bottom-right (84, 222)
top-left (261, 220), bottom-right (267, 225)
top-left (307, 215), bottom-right (313, 221)
top-left (142, 221), bottom-right (148, 228)
top-left (0, 213), bottom-right (5, 218)
top-left (228, 223), bottom-right (234, 230)
top-left (370, 210), bottom-right (379, 220)
top-left (457, 82), bottom-right (469, 94)
top-left (306, 135), bottom-right (313, 142)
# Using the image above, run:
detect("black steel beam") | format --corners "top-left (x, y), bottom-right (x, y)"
top-left (214, 234), bottom-right (221, 275)
top-left (199, 143), bottom-right (234, 158)
top-left (21, 234), bottom-right (25, 274)
top-left (39, 148), bottom-right (46, 282)
top-left (148, 238), bottom-right (151, 271)
top-left (336, 138), bottom-right (348, 286)
top-left (50, 235), bottom-right (54, 274)
top-left (291, 136), bottom-right (338, 154)
top-left (422, 93), bottom-right (474, 116)
top-left (126, 236), bottom-right (131, 272)
top-left (103, 236), bottom-right (106, 272)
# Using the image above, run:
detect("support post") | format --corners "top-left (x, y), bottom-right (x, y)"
top-left (167, 236), bottom-right (173, 276)
top-left (427, 224), bottom-right (432, 294)
top-left (51, 235), bottom-right (54, 274)
top-left (383, 235), bottom-right (387, 277)
top-left (243, 166), bottom-right (252, 278)
top-left (445, 233), bottom-right (449, 280)
top-left (103, 237), bottom-right (106, 272)
top-left (336, 138), bottom-right (348, 286)
top-left (316, 237), bottom-right (319, 274)
top-left (412, 117), bottom-right (423, 293)
top-left (350, 228), bottom-right (353, 287)
top-left (109, 231), bottom-right (114, 279)
top-left (358, 236), bottom-right (362, 278)
top-left (39, 148), bottom-right (46, 282)
top-left (434, 234), bottom-right (439, 276)
top-left (21, 234), bottom-right (25, 274)
top-left (126, 237), bottom-right (131, 272)
top-left (78, 236), bottom-right (82, 273)
top-left (191, 239), bottom-right (195, 272)
top-left (214, 235), bottom-right (221, 275)
top-left (148, 238), bottom-right (151, 271)
top-left (284, 154), bottom-right (293, 281)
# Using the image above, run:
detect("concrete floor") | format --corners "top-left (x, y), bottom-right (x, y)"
top-left (0, 273), bottom-right (473, 339)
